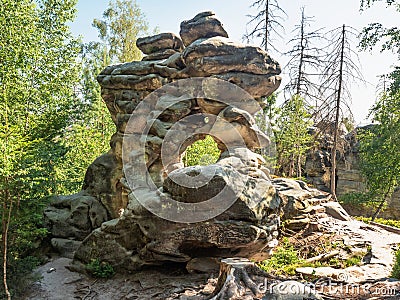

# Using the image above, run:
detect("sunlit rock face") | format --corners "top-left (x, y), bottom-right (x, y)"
top-left (46, 11), bottom-right (286, 272)
top-left (305, 124), bottom-right (400, 219)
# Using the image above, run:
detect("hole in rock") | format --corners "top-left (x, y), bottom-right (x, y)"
top-left (183, 135), bottom-right (220, 167)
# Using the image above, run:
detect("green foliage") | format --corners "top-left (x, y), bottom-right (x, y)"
top-left (93, 0), bottom-right (150, 63)
top-left (86, 259), bottom-right (115, 279)
top-left (54, 42), bottom-right (115, 194)
top-left (355, 216), bottom-right (400, 228)
top-left (344, 255), bottom-right (363, 268)
top-left (274, 95), bottom-right (314, 178)
top-left (358, 92), bottom-right (400, 215)
top-left (391, 249), bottom-right (400, 279)
top-left (338, 192), bottom-right (379, 208)
top-left (258, 237), bottom-right (365, 276)
top-left (6, 256), bottom-right (43, 298)
top-left (357, 0), bottom-right (400, 218)
top-left (259, 238), bottom-right (302, 275)
top-left (359, 0), bottom-right (400, 54)
top-left (183, 136), bottom-right (220, 167)
top-left (0, 0), bottom-right (81, 297)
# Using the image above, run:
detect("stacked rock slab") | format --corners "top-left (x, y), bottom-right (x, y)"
top-left (50, 12), bottom-right (283, 271)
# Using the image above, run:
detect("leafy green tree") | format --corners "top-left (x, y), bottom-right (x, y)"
top-left (359, 0), bottom-right (400, 55)
top-left (55, 42), bottom-right (115, 194)
top-left (0, 0), bottom-right (81, 297)
top-left (93, 0), bottom-right (150, 63)
top-left (357, 0), bottom-right (399, 219)
top-left (274, 95), bottom-right (314, 178)
top-left (359, 92), bottom-right (400, 220)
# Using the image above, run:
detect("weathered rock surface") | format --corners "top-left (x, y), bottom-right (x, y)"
top-left (136, 32), bottom-right (184, 54)
top-left (83, 153), bottom-right (126, 218)
top-left (180, 11), bottom-right (228, 46)
top-left (44, 11), bottom-right (319, 273)
top-left (44, 192), bottom-right (109, 241)
top-left (305, 124), bottom-right (400, 219)
top-left (273, 178), bottom-right (333, 231)
top-left (183, 37), bottom-right (281, 76)
top-left (73, 146), bottom-right (281, 271)
top-left (142, 48), bottom-right (179, 61)
top-left (26, 215), bottom-right (400, 300)
top-left (214, 72), bottom-right (281, 99)
top-left (50, 238), bottom-right (82, 259)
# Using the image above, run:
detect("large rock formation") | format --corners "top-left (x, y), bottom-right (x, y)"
top-left (45, 11), bottom-right (286, 272)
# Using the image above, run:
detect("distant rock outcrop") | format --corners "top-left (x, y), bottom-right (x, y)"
top-left (305, 124), bottom-right (400, 219)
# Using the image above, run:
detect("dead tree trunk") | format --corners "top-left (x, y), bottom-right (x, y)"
top-left (264, 0), bottom-right (269, 52)
top-left (209, 258), bottom-right (267, 300)
top-left (296, 9), bottom-right (305, 97)
top-left (330, 24), bottom-right (346, 199)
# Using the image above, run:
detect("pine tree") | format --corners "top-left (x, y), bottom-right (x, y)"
top-left (275, 95), bottom-right (314, 178)
top-left (244, 0), bottom-right (286, 52)
top-left (284, 8), bottom-right (325, 110)
top-left (319, 25), bottom-right (364, 198)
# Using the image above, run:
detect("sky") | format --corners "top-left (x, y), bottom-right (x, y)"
top-left (70, 0), bottom-right (399, 124)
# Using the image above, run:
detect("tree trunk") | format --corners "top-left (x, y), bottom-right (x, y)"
top-left (209, 258), bottom-right (267, 300)
top-left (371, 188), bottom-right (392, 221)
top-left (265, 0), bottom-right (269, 52)
top-left (289, 153), bottom-right (295, 177)
top-left (1, 87), bottom-right (12, 300)
top-left (297, 154), bottom-right (302, 178)
top-left (2, 180), bottom-right (12, 300)
top-left (296, 9), bottom-right (305, 97)
top-left (330, 24), bottom-right (346, 199)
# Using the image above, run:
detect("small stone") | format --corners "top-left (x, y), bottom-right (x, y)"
top-left (180, 11), bottom-right (228, 46)
top-left (136, 32), bottom-right (184, 54)
top-left (186, 257), bottom-right (220, 274)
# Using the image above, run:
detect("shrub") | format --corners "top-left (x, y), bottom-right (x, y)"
top-left (391, 250), bottom-right (400, 279)
top-left (86, 259), bottom-right (115, 278)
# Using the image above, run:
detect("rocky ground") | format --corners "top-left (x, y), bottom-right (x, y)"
top-left (24, 215), bottom-right (400, 300)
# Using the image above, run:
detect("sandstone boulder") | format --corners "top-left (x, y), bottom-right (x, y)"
top-left (83, 153), bottom-right (126, 218)
top-left (213, 72), bottom-right (282, 99)
top-left (182, 37), bottom-right (281, 76)
top-left (45, 11), bottom-right (285, 273)
top-left (142, 49), bottom-right (179, 61)
top-left (180, 11), bottom-right (228, 46)
top-left (44, 192), bottom-right (109, 241)
top-left (273, 178), bottom-right (332, 231)
top-left (136, 32), bottom-right (184, 54)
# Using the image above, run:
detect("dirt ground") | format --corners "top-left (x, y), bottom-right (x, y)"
top-left (23, 257), bottom-right (215, 300)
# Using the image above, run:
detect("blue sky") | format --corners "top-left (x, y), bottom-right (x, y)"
top-left (70, 0), bottom-right (399, 123)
